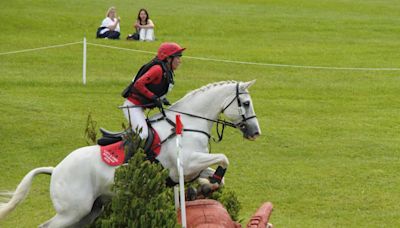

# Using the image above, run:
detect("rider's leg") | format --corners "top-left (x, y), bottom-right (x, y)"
top-left (122, 100), bottom-right (148, 139)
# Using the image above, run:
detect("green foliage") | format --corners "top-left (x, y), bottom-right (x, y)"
top-left (92, 132), bottom-right (177, 228)
top-left (210, 187), bottom-right (242, 222)
top-left (84, 112), bottom-right (98, 145)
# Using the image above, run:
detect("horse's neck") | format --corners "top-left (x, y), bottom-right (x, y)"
top-left (171, 83), bottom-right (235, 121)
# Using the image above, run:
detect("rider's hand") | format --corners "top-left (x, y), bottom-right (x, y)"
top-left (151, 95), bottom-right (163, 108)
top-left (162, 98), bottom-right (171, 106)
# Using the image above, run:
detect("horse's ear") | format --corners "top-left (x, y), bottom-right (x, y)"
top-left (241, 80), bottom-right (256, 90)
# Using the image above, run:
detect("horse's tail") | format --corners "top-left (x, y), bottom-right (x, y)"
top-left (0, 167), bottom-right (53, 220)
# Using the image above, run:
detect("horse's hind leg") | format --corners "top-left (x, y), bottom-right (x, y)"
top-left (72, 195), bottom-right (112, 227)
top-left (38, 218), bottom-right (53, 228)
top-left (39, 195), bottom-right (96, 228)
top-left (40, 196), bottom-right (111, 228)
top-left (38, 213), bottom-right (80, 228)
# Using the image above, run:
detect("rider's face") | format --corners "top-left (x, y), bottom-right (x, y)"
top-left (171, 56), bottom-right (181, 70)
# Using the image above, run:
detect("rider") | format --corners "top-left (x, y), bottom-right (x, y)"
top-left (122, 42), bottom-right (185, 139)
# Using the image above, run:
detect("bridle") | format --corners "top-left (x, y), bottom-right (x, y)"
top-left (221, 83), bottom-right (257, 125)
top-left (164, 83), bottom-right (257, 142)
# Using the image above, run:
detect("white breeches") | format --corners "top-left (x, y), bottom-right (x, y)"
top-left (139, 28), bottom-right (155, 41)
top-left (122, 100), bottom-right (148, 139)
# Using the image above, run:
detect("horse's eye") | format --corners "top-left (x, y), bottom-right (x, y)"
top-left (243, 101), bottom-right (250, 106)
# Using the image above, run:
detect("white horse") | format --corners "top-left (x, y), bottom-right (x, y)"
top-left (0, 80), bottom-right (261, 227)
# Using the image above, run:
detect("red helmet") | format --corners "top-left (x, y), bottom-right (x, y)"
top-left (157, 42), bottom-right (186, 61)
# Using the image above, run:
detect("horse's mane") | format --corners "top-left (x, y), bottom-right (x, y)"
top-left (179, 80), bottom-right (238, 101)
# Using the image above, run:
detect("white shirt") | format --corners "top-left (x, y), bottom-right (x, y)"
top-left (100, 17), bottom-right (120, 34)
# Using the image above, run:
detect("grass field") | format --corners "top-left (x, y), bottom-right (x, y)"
top-left (1, 0), bottom-right (399, 227)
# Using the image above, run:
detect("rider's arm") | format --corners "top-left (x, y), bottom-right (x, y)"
top-left (133, 65), bottom-right (163, 99)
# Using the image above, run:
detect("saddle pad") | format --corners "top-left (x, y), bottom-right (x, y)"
top-left (100, 141), bottom-right (125, 166)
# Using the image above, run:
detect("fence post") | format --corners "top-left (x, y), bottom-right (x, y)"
top-left (176, 115), bottom-right (187, 228)
top-left (174, 186), bottom-right (180, 209)
top-left (82, 37), bottom-right (87, 85)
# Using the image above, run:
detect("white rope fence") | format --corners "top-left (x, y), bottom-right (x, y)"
top-left (87, 42), bottom-right (155, 55)
top-left (85, 42), bottom-right (400, 72)
top-left (1, 38), bottom-right (400, 84)
top-left (184, 56), bottom-right (400, 71)
top-left (0, 41), bottom-right (82, 56)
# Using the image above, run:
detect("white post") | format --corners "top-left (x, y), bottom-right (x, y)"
top-left (174, 186), bottom-right (180, 210)
top-left (177, 156), bottom-right (186, 228)
top-left (176, 115), bottom-right (187, 228)
top-left (82, 37), bottom-right (87, 85)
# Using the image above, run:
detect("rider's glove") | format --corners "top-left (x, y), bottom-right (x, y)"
top-left (151, 95), bottom-right (163, 108)
top-left (162, 98), bottom-right (171, 106)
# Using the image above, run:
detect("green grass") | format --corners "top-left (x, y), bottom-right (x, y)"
top-left (1, 0), bottom-right (400, 227)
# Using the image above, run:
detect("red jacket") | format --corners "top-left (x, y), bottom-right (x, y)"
top-left (128, 64), bottom-right (166, 106)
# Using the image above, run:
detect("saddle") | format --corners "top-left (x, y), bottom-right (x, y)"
top-left (97, 126), bottom-right (161, 163)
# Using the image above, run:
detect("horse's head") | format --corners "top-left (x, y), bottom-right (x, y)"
top-left (221, 80), bottom-right (261, 140)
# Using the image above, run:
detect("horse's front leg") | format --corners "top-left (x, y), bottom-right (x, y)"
top-left (198, 167), bottom-right (225, 186)
top-left (184, 152), bottom-right (229, 191)
top-left (184, 152), bottom-right (229, 174)
top-left (195, 167), bottom-right (227, 197)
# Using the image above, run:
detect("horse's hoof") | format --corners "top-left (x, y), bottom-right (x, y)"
top-left (198, 184), bottom-right (212, 197)
top-left (186, 187), bottom-right (197, 201)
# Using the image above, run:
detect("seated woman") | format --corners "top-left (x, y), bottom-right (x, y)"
top-left (97, 6), bottom-right (121, 39)
top-left (134, 8), bottom-right (155, 41)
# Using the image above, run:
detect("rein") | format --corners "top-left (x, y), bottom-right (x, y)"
top-left (164, 108), bottom-right (237, 128)
top-left (164, 83), bottom-right (257, 142)
top-left (163, 108), bottom-right (234, 142)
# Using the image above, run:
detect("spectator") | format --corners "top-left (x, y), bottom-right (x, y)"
top-left (96, 6), bottom-right (121, 39)
top-left (134, 8), bottom-right (155, 41)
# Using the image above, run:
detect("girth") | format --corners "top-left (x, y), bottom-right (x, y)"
top-left (149, 116), bottom-right (211, 140)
